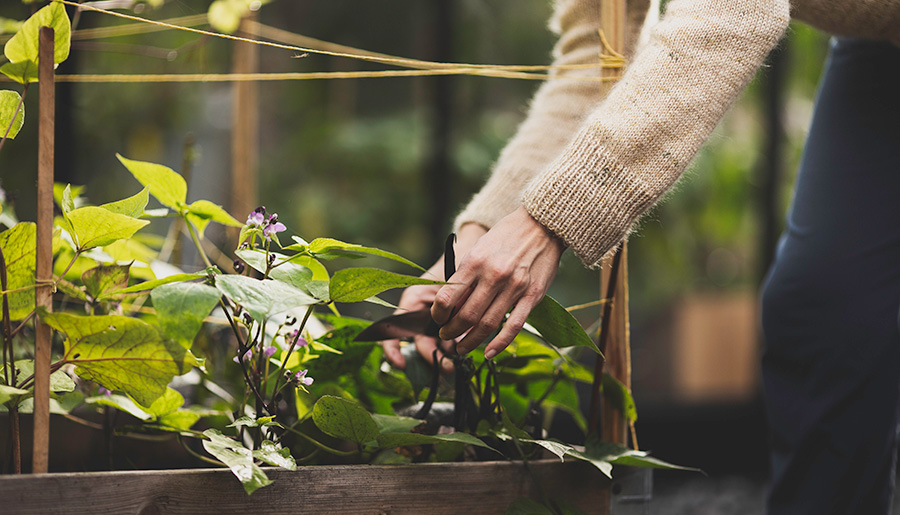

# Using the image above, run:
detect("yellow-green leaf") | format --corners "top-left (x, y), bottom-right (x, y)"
top-left (0, 90), bottom-right (25, 139)
top-left (0, 60), bottom-right (38, 84)
top-left (100, 187), bottom-right (149, 219)
top-left (117, 154), bottom-right (187, 210)
top-left (66, 206), bottom-right (149, 250)
top-left (39, 310), bottom-right (195, 406)
top-left (0, 222), bottom-right (36, 320)
top-left (4, 2), bottom-right (70, 65)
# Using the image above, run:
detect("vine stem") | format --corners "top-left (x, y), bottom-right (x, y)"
top-left (185, 218), bottom-right (213, 269)
top-left (269, 305), bottom-right (314, 406)
top-left (0, 84), bottom-right (28, 156)
top-left (282, 424), bottom-right (357, 457)
top-left (219, 298), bottom-right (273, 416)
top-left (178, 434), bottom-right (228, 467)
top-left (0, 245), bottom-right (20, 474)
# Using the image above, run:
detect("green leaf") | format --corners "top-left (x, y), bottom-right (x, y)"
top-left (282, 253), bottom-right (330, 281)
top-left (3, 2), bottom-right (70, 65)
top-left (12, 360), bottom-right (74, 394)
top-left (312, 395), bottom-right (379, 445)
top-left (329, 268), bottom-right (442, 303)
top-left (253, 440), bottom-right (297, 471)
top-left (0, 90), bottom-right (25, 139)
top-left (85, 394), bottom-right (152, 421)
top-left (0, 384), bottom-right (29, 405)
top-left (101, 273), bottom-right (207, 298)
top-left (39, 310), bottom-right (195, 406)
top-left (215, 275), bottom-right (317, 322)
top-left (505, 498), bottom-right (555, 515)
top-left (584, 436), bottom-right (699, 472)
top-left (141, 387), bottom-right (184, 417)
top-left (151, 282), bottom-right (220, 348)
top-left (526, 296), bottom-right (600, 354)
top-left (0, 61), bottom-right (38, 84)
top-left (376, 432), bottom-right (499, 453)
top-left (0, 222), bottom-right (35, 320)
top-left (303, 238), bottom-right (424, 271)
top-left (519, 437), bottom-right (612, 478)
top-left (371, 414), bottom-right (422, 434)
top-left (159, 409), bottom-right (201, 430)
top-left (185, 199), bottom-right (241, 238)
top-left (81, 263), bottom-right (130, 301)
top-left (66, 206), bottom-right (149, 250)
top-left (60, 184), bottom-right (76, 218)
top-left (117, 154), bottom-right (187, 210)
top-left (235, 249), bottom-right (313, 290)
top-left (100, 187), bottom-right (149, 219)
top-left (202, 429), bottom-right (273, 495)
top-left (602, 373), bottom-right (637, 424)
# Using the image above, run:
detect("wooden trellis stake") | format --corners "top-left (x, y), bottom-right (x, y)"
top-left (33, 26), bottom-right (56, 474)
top-left (230, 15), bottom-right (259, 238)
top-left (597, 0), bottom-right (631, 448)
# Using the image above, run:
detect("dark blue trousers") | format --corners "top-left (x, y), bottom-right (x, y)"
top-left (762, 37), bottom-right (900, 514)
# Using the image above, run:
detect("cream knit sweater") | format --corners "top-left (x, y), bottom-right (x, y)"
top-left (454, 0), bottom-right (900, 268)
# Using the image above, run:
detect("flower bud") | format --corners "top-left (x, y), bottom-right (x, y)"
top-left (233, 259), bottom-right (246, 273)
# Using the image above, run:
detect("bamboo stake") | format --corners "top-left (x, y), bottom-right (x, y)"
top-left (597, 0), bottom-right (631, 448)
top-left (33, 26), bottom-right (56, 474)
top-left (229, 15), bottom-right (259, 242)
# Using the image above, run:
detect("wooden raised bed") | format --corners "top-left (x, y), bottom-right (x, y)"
top-left (3, 460), bottom-right (612, 514)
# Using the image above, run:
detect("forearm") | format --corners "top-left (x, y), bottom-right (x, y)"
top-left (455, 0), bottom-right (653, 231)
top-left (523, 0), bottom-right (790, 267)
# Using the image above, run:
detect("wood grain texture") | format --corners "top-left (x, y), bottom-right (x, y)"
top-left (0, 460), bottom-right (608, 514)
top-left (599, 0), bottom-right (631, 449)
top-left (33, 25), bottom-right (56, 475)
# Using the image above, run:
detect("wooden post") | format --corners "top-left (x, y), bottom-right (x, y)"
top-left (598, 0), bottom-right (630, 448)
top-left (230, 15), bottom-right (259, 240)
top-left (33, 26), bottom-right (56, 474)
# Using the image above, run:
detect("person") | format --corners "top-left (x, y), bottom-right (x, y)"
top-left (383, 0), bottom-right (900, 512)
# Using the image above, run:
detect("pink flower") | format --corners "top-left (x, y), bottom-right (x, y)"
top-left (286, 329), bottom-right (308, 349)
top-left (294, 369), bottom-right (314, 386)
top-left (263, 346), bottom-right (277, 358)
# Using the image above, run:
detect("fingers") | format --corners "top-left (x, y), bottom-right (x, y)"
top-left (382, 338), bottom-right (406, 369)
top-left (483, 297), bottom-right (536, 359)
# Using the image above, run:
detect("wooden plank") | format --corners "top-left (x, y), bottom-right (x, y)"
top-left (33, 25), bottom-right (56, 475)
top-left (0, 461), bottom-right (607, 514)
top-left (229, 15), bottom-right (259, 241)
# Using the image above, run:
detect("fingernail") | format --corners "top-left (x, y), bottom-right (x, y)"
top-left (484, 349), bottom-right (496, 360)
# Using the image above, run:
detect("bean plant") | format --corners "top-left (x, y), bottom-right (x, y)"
top-left (0, 3), bottom-right (690, 511)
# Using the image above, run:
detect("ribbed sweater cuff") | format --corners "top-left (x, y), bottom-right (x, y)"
top-left (522, 150), bottom-right (655, 268)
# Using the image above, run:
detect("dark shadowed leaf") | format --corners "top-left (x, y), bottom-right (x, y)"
top-left (312, 395), bottom-right (379, 445)
top-left (151, 282), bottom-right (220, 348)
top-left (82, 263), bottom-right (130, 301)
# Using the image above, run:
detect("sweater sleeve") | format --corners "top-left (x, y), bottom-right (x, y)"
top-left (453, 0), bottom-right (653, 231)
top-left (522, 0), bottom-right (790, 267)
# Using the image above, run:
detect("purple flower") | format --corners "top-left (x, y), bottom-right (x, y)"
top-left (98, 386), bottom-right (112, 396)
top-left (263, 346), bottom-right (277, 358)
top-left (233, 348), bottom-right (253, 364)
top-left (285, 330), bottom-right (308, 349)
top-left (294, 369), bottom-right (314, 386)
top-left (262, 214), bottom-right (286, 240)
top-left (246, 208), bottom-right (265, 227)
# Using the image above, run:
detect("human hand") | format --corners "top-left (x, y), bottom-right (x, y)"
top-left (382, 223), bottom-right (488, 372)
top-left (431, 207), bottom-right (566, 360)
